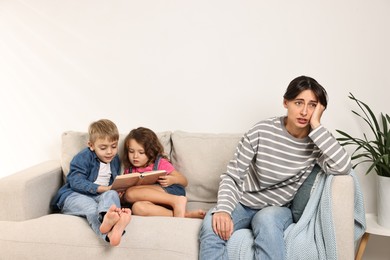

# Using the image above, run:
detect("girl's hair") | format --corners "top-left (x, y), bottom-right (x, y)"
top-left (88, 119), bottom-right (119, 144)
top-left (122, 127), bottom-right (166, 170)
top-left (283, 76), bottom-right (328, 109)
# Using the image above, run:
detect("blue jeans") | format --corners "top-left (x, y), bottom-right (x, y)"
top-left (62, 190), bottom-right (121, 241)
top-left (199, 203), bottom-right (293, 260)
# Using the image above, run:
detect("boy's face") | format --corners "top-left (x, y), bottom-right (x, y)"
top-left (88, 137), bottom-right (118, 163)
top-left (127, 139), bottom-right (149, 168)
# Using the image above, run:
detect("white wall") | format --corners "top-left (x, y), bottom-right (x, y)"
top-left (1, 1), bottom-right (389, 258)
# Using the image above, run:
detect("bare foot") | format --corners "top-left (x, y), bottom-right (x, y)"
top-left (172, 196), bottom-right (187, 218)
top-left (107, 208), bottom-right (132, 246)
top-left (185, 209), bottom-right (206, 219)
top-left (100, 205), bottom-right (121, 234)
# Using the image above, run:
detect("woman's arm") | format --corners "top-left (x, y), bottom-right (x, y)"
top-left (310, 125), bottom-right (352, 175)
top-left (310, 103), bottom-right (352, 174)
top-left (213, 131), bottom-right (256, 215)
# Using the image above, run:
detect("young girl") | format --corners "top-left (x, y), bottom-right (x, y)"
top-left (121, 127), bottom-right (205, 219)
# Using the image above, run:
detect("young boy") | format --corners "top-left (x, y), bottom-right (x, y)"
top-left (51, 119), bottom-right (131, 246)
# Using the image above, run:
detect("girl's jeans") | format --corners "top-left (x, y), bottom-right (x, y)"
top-left (199, 203), bottom-right (293, 260)
top-left (62, 190), bottom-right (121, 240)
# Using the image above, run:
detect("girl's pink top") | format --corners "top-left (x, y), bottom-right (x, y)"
top-left (124, 158), bottom-right (175, 174)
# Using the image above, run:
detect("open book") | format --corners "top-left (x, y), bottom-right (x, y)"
top-left (111, 170), bottom-right (167, 191)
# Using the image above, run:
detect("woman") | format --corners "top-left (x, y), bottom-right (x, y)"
top-left (199, 75), bottom-right (352, 260)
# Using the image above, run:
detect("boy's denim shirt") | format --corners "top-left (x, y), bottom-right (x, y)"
top-left (50, 147), bottom-right (121, 211)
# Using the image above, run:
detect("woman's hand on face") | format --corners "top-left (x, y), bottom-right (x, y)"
top-left (212, 212), bottom-right (234, 241)
top-left (310, 103), bottom-right (325, 129)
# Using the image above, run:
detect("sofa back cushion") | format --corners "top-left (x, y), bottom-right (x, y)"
top-left (171, 131), bottom-right (242, 204)
top-left (61, 131), bottom-right (172, 178)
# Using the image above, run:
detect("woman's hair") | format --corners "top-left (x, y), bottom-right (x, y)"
top-left (88, 119), bottom-right (119, 144)
top-left (283, 76), bottom-right (328, 109)
top-left (121, 127), bottom-right (166, 170)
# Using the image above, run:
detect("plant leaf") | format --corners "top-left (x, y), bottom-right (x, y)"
top-left (336, 93), bottom-right (390, 177)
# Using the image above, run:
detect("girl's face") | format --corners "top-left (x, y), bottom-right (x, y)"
top-left (127, 139), bottom-right (149, 168)
top-left (283, 89), bottom-right (318, 138)
top-left (88, 137), bottom-right (118, 163)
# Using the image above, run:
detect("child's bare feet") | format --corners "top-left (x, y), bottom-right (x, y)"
top-left (100, 205), bottom-right (121, 234)
top-left (107, 208), bottom-right (132, 246)
top-left (185, 209), bottom-right (206, 219)
top-left (172, 196), bottom-right (187, 218)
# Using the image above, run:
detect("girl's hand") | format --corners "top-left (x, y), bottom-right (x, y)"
top-left (118, 191), bottom-right (125, 198)
top-left (158, 175), bottom-right (175, 187)
top-left (310, 103), bottom-right (325, 129)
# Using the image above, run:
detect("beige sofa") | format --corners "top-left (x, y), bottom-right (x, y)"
top-left (0, 131), bottom-right (355, 259)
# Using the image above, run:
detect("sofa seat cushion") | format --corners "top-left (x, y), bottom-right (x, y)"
top-left (187, 201), bottom-right (216, 213)
top-left (171, 131), bottom-right (242, 205)
top-left (0, 214), bottom-right (202, 260)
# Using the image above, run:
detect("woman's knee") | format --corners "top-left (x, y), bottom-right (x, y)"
top-left (199, 209), bottom-right (214, 236)
top-left (252, 206), bottom-right (292, 230)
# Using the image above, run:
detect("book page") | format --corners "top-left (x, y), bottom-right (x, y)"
top-left (111, 170), bottom-right (167, 191)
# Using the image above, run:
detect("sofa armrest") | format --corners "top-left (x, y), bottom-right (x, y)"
top-left (0, 160), bottom-right (63, 221)
top-left (331, 175), bottom-right (354, 260)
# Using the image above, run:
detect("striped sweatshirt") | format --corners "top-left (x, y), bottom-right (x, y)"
top-left (213, 116), bottom-right (352, 215)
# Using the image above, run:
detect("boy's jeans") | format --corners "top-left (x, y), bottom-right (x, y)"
top-left (62, 190), bottom-right (121, 240)
top-left (199, 203), bottom-right (292, 260)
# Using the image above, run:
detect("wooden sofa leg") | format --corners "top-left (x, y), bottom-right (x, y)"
top-left (355, 232), bottom-right (369, 260)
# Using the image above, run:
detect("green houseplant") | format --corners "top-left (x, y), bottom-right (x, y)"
top-left (336, 92), bottom-right (390, 228)
top-left (336, 93), bottom-right (390, 177)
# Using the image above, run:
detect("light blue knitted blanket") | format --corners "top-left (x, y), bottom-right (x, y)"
top-left (226, 171), bottom-right (366, 259)
top-left (284, 170), bottom-right (366, 259)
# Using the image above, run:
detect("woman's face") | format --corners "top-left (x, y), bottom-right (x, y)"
top-left (283, 89), bottom-right (318, 138)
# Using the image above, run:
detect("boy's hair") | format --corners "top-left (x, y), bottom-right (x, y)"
top-left (122, 127), bottom-right (166, 170)
top-left (88, 119), bottom-right (119, 144)
top-left (283, 75), bottom-right (328, 109)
